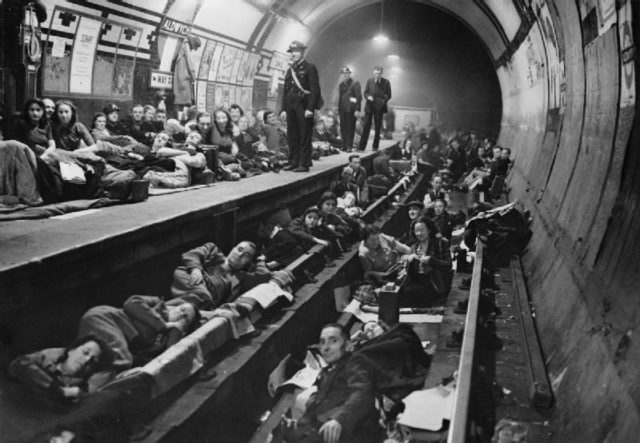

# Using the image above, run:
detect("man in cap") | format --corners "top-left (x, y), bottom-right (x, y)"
top-left (358, 66), bottom-right (392, 152)
top-left (338, 67), bottom-right (362, 152)
top-left (282, 40), bottom-right (322, 172)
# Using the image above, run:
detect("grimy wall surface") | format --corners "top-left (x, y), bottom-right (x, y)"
top-left (5, 0), bottom-right (639, 439)
top-left (498, 1), bottom-right (640, 440)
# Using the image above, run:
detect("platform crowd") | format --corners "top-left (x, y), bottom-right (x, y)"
top-left (0, 97), bottom-right (387, 212)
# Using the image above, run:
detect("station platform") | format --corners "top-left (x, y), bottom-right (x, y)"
top-left (0, 141), bottom-right (397, 351)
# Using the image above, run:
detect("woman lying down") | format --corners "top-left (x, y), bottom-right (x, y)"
top-left (9, 295), bottom-right (200, 402)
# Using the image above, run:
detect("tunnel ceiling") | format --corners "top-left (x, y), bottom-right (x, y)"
top-left (262, 0), bottom-right (520, 61)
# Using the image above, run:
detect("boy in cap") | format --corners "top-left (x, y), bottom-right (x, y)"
top-left (338, 66), bottom-right (362, 152)
top-left (282, 40), bottom-right (322, 173)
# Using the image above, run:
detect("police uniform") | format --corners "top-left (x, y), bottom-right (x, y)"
top-left (338, 67), bottom-right (362, 152)
top-left (282, 41), bottom-right (321, 171)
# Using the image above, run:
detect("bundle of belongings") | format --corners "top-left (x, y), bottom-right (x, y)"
top-left (463, 201), bottom-right (532, 255)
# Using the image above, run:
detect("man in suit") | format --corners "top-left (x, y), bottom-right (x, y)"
top-left (358, 66), bottom-right (392, 152)
top-left (338, 66), bottom-right (362, 152)
top-left (294, 323), bottom-right (378, 443)
top-left (282, 41), bottom-right (322, 172)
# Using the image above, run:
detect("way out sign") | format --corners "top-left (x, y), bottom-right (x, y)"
top-left (150, 71), bottom-right (173, 89)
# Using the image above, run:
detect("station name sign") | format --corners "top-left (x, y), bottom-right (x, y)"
top-left (150, 71), bottom-right (173, 88)
top-left (160, 18), bottom-right (190, 36)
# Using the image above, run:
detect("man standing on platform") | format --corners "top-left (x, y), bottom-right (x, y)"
top-left (338, 66), bottom-right (362, 152)
top-left (282, 41), bottom-right (322, 172)
top-left (358, 66), bottom-right (391, 152)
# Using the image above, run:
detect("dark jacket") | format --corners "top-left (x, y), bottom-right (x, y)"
top-left (338, 78), bottom-right (362, 114)
top-left (264, 228), bottom-right (305, 266)
top-left (301, 353), bottom-right (378, 442)
top-left (282, 59), bottom-right (321, 112)
top-left (363, 77), bottom-right (392, 114)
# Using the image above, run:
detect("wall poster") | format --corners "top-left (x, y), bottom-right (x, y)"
top-left (217, 45), bottom-right (238, 83)
top-left (69, 17), bottom-right (102, 94)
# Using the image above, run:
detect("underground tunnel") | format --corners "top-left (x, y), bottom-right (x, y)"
top-left (0, 0), bottom-right (638, 441)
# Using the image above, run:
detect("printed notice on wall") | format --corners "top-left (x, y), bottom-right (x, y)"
top-left (51, 37), bottom-right (66, 58)
top-left (70, 17), bottom-right (101, 94)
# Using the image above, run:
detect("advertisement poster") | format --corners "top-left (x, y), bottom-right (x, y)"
top-left (230, 50), bottom-right (244, 84)
top-left (206, 82), bottom-right (217, 114)
top-left (618, 0), bottom-right (635, 107)
top-left (214, 84), bottom-right (223, 110)
top-left (208, 43), bottom-right (224, 82)
top-left (197, 80), bottom-right (207, 111)
top-left (228, 86), bottom-right (237, 107)
top-left (220, 85), bottom-right (231, 109)
top-left (70, 17), bottom-right (102, 93)
top-left (241, 87), bottom-right (253, 110)
top-left (217, 45), bottom-right (238, 83)
top-left (244, 53), bottom-right (261, 86)
top-left (269, 51), bottom-right (289, 72)
top-left (198, 40), bottom-right (216, 80)
top-left (235, 50), bottom-right (250, 85)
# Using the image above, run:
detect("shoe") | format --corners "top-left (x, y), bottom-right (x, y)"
top-left (283, 164), bottom-right (297, 171)
top-left (292, 166), bottom-right (309, 172)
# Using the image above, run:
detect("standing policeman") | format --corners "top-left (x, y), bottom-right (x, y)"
top-left (282, 41), bottom-right (322, 172)
top-left (338, 66), bottom-right (362, 152)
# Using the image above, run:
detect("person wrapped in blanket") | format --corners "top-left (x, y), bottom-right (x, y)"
top-left (147, 130), bottom-right (215, 186)
top-left (336, 190), bottom-right (363, 218)
top-left (170, 241), bottom-right (272, 310)
top-left (75, 296), bottom-right (201, 371)
top-left (330, 167), bottom-right (360, 207)
top-left (8, 335), bottom-right (113, 402)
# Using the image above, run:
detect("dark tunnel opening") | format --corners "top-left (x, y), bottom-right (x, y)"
top-left (306, 1), bottom-right (502, 136)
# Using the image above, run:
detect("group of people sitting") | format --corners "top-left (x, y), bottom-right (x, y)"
top-left (0, 99), bottom-right (357, 210)
top-left (399, 123), bottom-right (512, 200)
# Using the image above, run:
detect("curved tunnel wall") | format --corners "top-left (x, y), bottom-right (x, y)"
top-left (496, 1), bottom-right (640, 440)
top-left (7, 0), bottom-right (639, 439)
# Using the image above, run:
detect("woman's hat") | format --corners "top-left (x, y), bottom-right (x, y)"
top-left (103, 103), bottom-right (121, 114)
